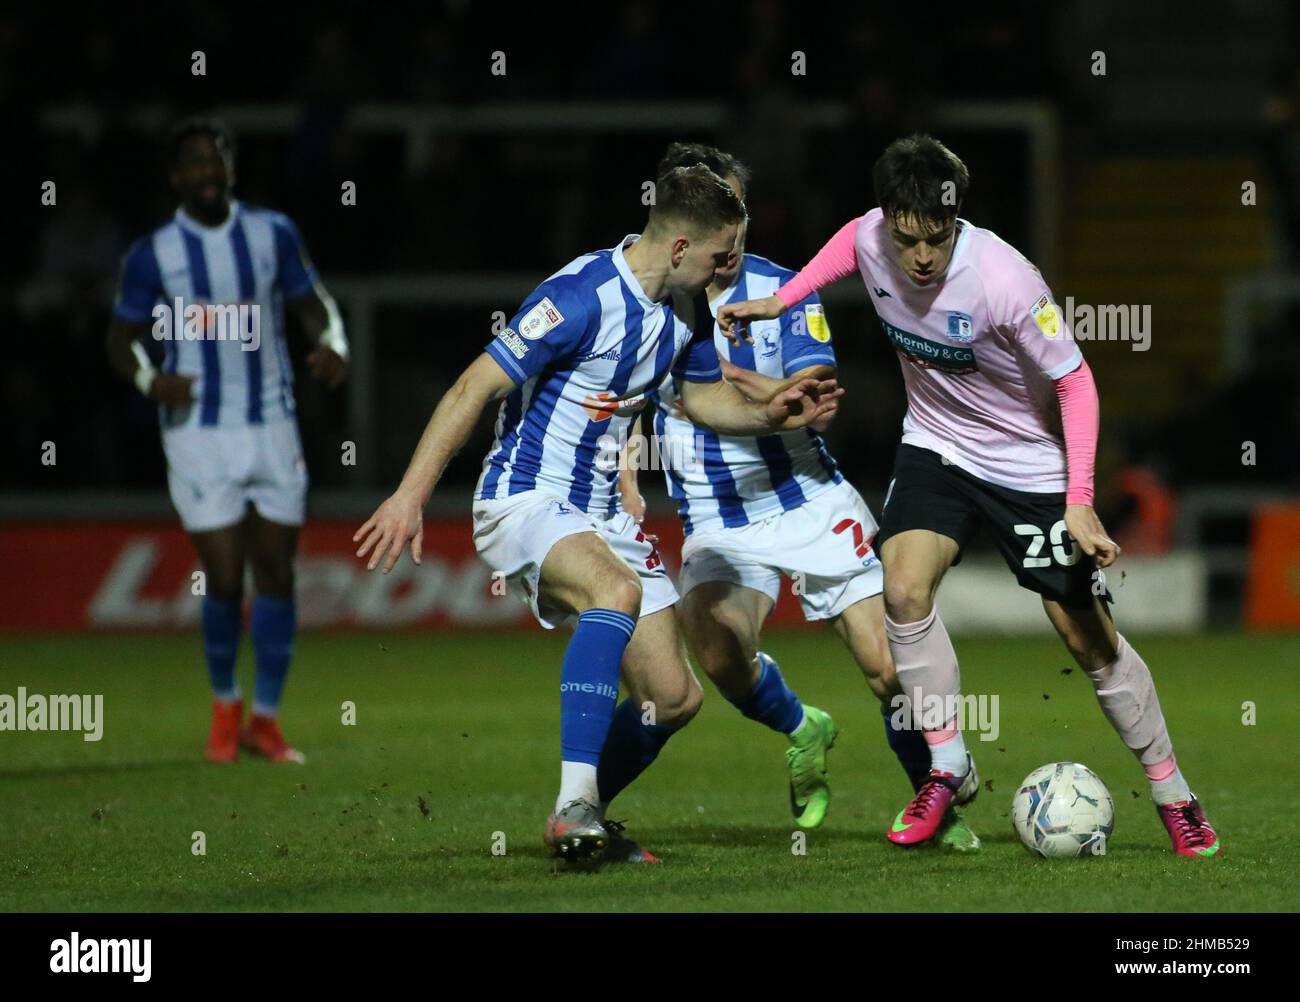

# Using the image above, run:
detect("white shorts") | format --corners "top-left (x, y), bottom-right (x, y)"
top-left (162, 418), bottom-right (308, 532)
top-left (679, 478), bottom-right (883, 621)
top-left (472, 490), bottom-right (678, 630)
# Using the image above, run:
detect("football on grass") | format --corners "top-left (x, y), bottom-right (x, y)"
top-left (1012, 762), bottom-right (1115, 858)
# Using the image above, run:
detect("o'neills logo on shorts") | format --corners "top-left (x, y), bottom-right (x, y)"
top-left (881, 320), bottom-right (978, 375)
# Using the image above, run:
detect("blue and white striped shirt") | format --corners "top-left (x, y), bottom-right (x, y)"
top-left (653, 253), bottom-right (842, 535)
top-left (475, 234), bottom-right (722, 516)
top-left (113, 201), bottom-right (318, 429)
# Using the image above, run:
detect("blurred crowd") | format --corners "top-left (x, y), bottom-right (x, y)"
top-left (3, 3), bottom-right (1298, 505)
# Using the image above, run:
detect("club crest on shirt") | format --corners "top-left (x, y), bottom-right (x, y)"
top-left (756, 328), bottom-right (779, 359)
top-left (946, 311), bottom-right (974, 343)
top-left (1029, 294), bottom-right (1061, 338)
top-left (519, 296), bottom-right (564, 340)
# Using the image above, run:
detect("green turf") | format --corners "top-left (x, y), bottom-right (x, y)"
top-left (1, 631), bottom-right (1296, 911)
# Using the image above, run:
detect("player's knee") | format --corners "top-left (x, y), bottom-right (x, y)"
top-left (1068, 631), bottom-right (1118, 672)
top-left (204, 568), bottom-right (244, 603)
top-left (252, 562), bottom-right (294, 599)
top-left (883, 576), bottom-right (933, 624)
top-left (681, 604), bottom-right (752, 688)
top-left (649, 672), bottom-right (703, 727)
top-left (593, 573), bottom-right (642, 619)
top-left (208, 582), bottom-right (243, 604)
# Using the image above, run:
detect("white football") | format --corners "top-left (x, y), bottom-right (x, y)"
top-left (1011, 762), bottom-right (1115, 858)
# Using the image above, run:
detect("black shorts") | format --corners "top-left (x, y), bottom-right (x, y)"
top-left (875, 444), bottom-right (1109, 609)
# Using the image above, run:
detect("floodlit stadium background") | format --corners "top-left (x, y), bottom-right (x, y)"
top-left (3, 2), bottom-right (1299, 635)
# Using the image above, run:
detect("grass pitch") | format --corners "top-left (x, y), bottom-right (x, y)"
top-left (1, 631), bottom-right (1296, 912)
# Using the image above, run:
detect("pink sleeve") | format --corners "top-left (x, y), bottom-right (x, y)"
top-left (775, 217), bottom-right (862, 308)
top-left (1056, 360), bottom-right (1099, 506)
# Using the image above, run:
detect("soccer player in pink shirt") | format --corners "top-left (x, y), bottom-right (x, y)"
top-left (718, 134), bottom-right (1221, 858)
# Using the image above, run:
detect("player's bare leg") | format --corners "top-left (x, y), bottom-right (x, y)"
top-left (679, 581), bottom-right (838, 828)
top-left (1043, 596), bottom-right (1221, 857)
top-left (190, 520), bottom-right (247, 763)
top-left (536, 531), bottom-right (644, 861)
top-left (679, 581), bottom-right (770, 699)
top-left (239, 509), bottom-right (305, 763)
top-left (592, 606), bottom-right (704, 862)
top-left (831, 593), bottom-right (894, 700)
top-left (881, 530), bottom-right (976, 845)
top-left (835, 592), bottom-right (979, 850)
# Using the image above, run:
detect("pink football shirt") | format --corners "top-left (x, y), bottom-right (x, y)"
top-left (852, 208), bottom-right (1083, 492)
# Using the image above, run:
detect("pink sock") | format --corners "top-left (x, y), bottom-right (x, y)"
top-left (1086, 633), bottom-right (1174, 767)
top-left (1144, 755), bottom-right (1177, 782)
top-left (886, 608), bottom-right (966, 773)
top-left (885, 607), bottom-right (961, 722)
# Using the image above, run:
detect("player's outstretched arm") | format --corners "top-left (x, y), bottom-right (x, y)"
top-left (1055, 359), bottom-right (1120, 568)
top-left (717, 361), bottom-right (840, 433)
top-left (719, 359), bottom-right (834, 405)
top-left (715, 294), bottom-right (786, 346)
top-left (289, 286), bottom-right (350, 389)
top-left (617, 411), bottom-right (648, 525)
top-left (354, 353), bottom-right (515, 573)
top-left (718, 216), bottom-right (861, 345)
top-left (678, 374), bottom-right (842, 436)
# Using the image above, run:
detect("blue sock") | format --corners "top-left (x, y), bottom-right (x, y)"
top-left (561, 609), bottom-right (636, 765)
top-left (597, 698), bottom-right (678, 805)
top-left (202, 596), bottom-right (242, 701)
top-left (727, 652), bottom-right (804, 735)
top-left (881, 700), bottom-right (931, 791)
top-left (251, 595), bottom-right (295, 717)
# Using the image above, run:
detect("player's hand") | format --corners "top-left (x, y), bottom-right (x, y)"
top-left (808, 398), bottom-right (839, 433)
top-left (1064, 503), bottom-right (1121, 569)
top-left (621, 482), bottom-right (648, 525)
top-left (765, 377), bottom-right (843, 430)
top-left (307, 345), bottom-right (349, 389)
top-left (721, 358), bottom-right (782, 403)
top-left (354, 489), bottom-right (425, 573)
top-left (148, 373), bottom-right (197, 406)
top-left (717, 294), bottom-right (786, 346)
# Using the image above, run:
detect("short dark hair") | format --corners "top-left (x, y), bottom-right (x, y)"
top-left (872, 134), bottom-right (969, 226)
top-left (169, 116), bottom-right (235, 164)
top-left (656, 142), bottom-right (752, 199)
top-left (647, 164), bottom-right (746, 237)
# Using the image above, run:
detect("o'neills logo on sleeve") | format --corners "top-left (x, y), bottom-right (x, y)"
top-left (881, 320), bottom-right (979, 375)
top-left (50, 933), bottom-right (151, 982)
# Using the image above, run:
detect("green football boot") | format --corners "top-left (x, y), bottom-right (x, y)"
top-left (937, 809), bottom-right (982, 852)
top-left (786, 704), bottom-right (838, 828)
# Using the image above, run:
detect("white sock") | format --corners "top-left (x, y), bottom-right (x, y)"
top-left (556, 761), bottom-right (600, 813)
top-left (1150, 767), bottom-right (1192, 806)
top-left (928, 730), bottom-right (969, 776)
